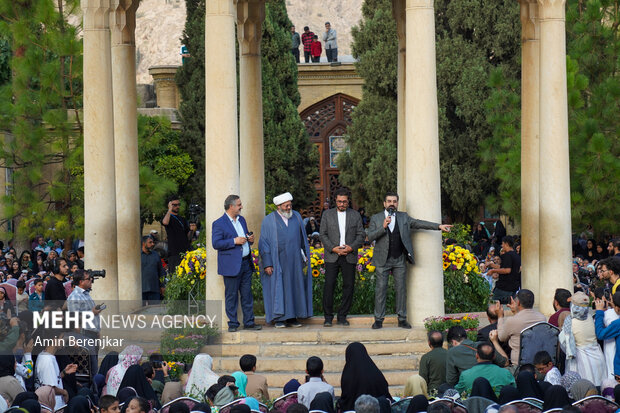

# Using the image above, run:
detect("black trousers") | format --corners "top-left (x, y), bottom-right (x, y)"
top-left (291, 48), bottom-right (300, 63)
top-left (304, 51), bottom-right (311, 63)
top-left (323, 255), bottom-right (355, 321)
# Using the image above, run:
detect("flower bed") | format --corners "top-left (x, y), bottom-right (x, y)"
top-left (424, 314), bottom-right (480, 342)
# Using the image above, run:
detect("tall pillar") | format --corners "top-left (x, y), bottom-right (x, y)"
top-left (405, 0), bottom-right (444, 324)
top-left (519, 0), bottom-right (541, 302)
top-left (237, 0), bottom-right (266, 240)
top-left (82, 0), bottom-right (119, 302)
top-left (111, 0), bottom-right (141, 305)
top-left (538, 0), bottom-right (572, 315)
top-left (205, 0), bottom-right (239, 324)
top-left (392, 0), bottom-right (407, 204)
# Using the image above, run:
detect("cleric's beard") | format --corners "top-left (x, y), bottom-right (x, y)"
top-left (280, 210), bottom-right (293, 219)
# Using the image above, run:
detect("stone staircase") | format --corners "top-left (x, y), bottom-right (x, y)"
top-left (206, 316), bottom-right (429, 398)
top-left (99, 308), bottom-right (463, 398)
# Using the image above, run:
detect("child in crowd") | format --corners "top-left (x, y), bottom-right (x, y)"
top-left (100, 395), bottom-right (121, 413)
top-left (534, 351), bottom-right (562, 385)
top-left (126, 397), bottom-right (150, 413)
top-left (311, 35), bottom-right (322, 63)
top-left (29, 278), bottom-right (45, 312)
top-left (297, 356), bottom-right (334, 408)
top-left (16, 280), bottom-right (29, 313)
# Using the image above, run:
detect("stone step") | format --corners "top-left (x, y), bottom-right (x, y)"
top-left (203, 340), bottom-right (427, 358)
top-left (246, 370), bottom-right (415, 389)
top-left (213, 354), bottom-right (419, 373)
top-left (219, 325), bottom-right (427, 344)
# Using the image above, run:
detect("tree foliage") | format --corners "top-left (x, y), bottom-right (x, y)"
top-left (483, 0), bottom-right (620, 234)
top-left (261, 0), bottom-right (317, 207)
top-left (0, 0), bottom-right (84, 245)
top-left (340, 0), bottom-right (520, 219)
top-left (338, 1), bottom-right (398, 213)
top-left (137, 115), bottom-right (195, 227)
top-left (176, 0), bottom-right (317, 209)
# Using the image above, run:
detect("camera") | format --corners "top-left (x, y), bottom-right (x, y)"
top-left (188, 203), bottom-right (205, 223)
top-left (246, 231), bottom-right (253, 242)
top-left (87, 269), bottom-right (106, 280)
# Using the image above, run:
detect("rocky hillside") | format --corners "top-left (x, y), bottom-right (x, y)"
top-left (135, 0), bottom-right (362, 84)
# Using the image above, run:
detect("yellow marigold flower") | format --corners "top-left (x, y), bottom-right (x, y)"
top-left (367, 265), bottom-right (376, 272)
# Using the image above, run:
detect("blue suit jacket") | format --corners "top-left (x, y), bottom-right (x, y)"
top-left (211, 213), bottom-right (252, 276)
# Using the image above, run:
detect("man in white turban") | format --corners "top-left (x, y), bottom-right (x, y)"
top-left (258, 192), bottom-right (313, 327)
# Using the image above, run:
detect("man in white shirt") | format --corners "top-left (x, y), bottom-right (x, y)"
top-left (297, 356), bottom-right (334, 408)
top-left (319, 188), bottom-right (365, 327)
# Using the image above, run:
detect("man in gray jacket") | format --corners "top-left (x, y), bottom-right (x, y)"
top-left (322, 22), bottom-right (338, 62)
top-left (319, 188), bottom-right (365, 326)
top-left (368, 192), bottom-right (451, 329)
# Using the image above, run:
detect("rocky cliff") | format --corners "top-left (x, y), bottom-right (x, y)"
top-left (135, 0), bottom-right (362, 84)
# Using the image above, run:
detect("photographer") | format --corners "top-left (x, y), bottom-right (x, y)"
top-left (0, 316), bottom-right (20, 354)
top-left (162, 196), bottom-right (190, 272)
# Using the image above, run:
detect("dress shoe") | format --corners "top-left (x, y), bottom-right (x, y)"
top-left (288, 320), bottom-right (302, 328)
top-left (243, 324), bottom-right (262, 330)
top-left (274, 322), bottom-right (286, 328)
top-left (372, 320), bottom-right (383, 329)
top-left (323, 320), bottom-right (333, 327)
top-left (398, 320), bottom-right (412, 329)
top-left (337, 319), bottom-right (350, 326)
top-left (228, 326), bottom-right (238, 332)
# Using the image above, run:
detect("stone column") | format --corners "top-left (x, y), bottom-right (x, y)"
top-left (111, 0), bottom-right (141, 305)
top-left (519, 0), bottom-right (541, 302)
top-left (237, 0), bottom-right (265, 240)
top-left (538, 0), bottom-right (572, 315)
top-left (205, 0), bottom-right (239, 325)
top-left (405, 0), bottom-right (444, 324)
top-left (82, 0), bottom-right (119, 302)
top-left (392, 0), bottom-right (406, 204)
top-left (148, 65), bottom-right (181, 109)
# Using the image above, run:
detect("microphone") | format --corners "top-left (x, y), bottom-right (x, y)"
top-left (387, 206), bottom-right (396, 216)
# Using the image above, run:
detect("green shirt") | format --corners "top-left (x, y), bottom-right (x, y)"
top-left (445, 339), bottom-right (507, 386)
top-left (455, 362), bottom-right (516, 395)
top-left (419, 347), bottom-right (447, 392)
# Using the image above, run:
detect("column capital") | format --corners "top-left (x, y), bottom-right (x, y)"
top-left (405, 0), bottom-right (434, 10)
top-left (519, 0), bottom-right (539, 41)
top-left (537, 0), bottom-right (566, 20)
top-left (110, 0), bottom-right (139, 46)
top-left (82, 0), bottom-right (112, 30)
top-left (237, 0), bottom-right (265, 56)
top-left (392, 0), bottom-right (406, 44)
top-left (207, 0), bottom-right (237, 16)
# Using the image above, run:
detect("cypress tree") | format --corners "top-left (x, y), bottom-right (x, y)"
top-left (176, 0), bottom-right (317, 208)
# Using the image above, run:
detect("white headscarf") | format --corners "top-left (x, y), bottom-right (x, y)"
top-left (185, 353), bottom-right (219, 398)
top-left (105, 345), bottom-right (144, 396)
top-left (0, 395), bottom-right (7, 413)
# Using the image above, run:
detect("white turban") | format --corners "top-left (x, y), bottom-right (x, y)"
top-left (273, 192), bottom-right (293, 206)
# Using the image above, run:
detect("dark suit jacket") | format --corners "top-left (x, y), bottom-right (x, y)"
top-left (476, 322), bottom-right (498, 342)
top-left (319, 208), bottom-right (366, 264)
top-left (211, 213), bottom-right (252, 276)
top-left (367, 210), bottom-right (439, 266)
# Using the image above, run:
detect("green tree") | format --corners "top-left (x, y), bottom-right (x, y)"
top-left (176, 0), bottom-right (317, 208)
top-left (261, 0), bottom-right (317, 207)
top-left (338, 1), bottom-right (398, 213)
top-left (339, 0), bottom-right (521, 219)
top-left (137, 115), bottom-right (195, 228)
top-left (176, 0), bottom-right (205, 204)
top-left (0, 0), bottom-right (84, 246)
top-left (482, 0), bottom-right (619, 234)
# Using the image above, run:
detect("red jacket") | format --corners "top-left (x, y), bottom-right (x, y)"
top-left (311, 41), bottom-right (322, 57)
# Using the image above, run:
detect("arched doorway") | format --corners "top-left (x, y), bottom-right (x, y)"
top-left (300, 93), bottom-right (359, 218)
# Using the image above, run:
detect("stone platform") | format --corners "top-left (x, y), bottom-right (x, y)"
top-left (205, 315), bottom-right (428, 398)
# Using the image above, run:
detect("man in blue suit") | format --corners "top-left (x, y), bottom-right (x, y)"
top-left (212, 195), bottom-right (262, 332)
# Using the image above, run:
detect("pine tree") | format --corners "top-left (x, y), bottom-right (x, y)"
top-left (176, 0), bottom-right (317, 208)
top-left (0, 0), bottom-right (84, 246)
